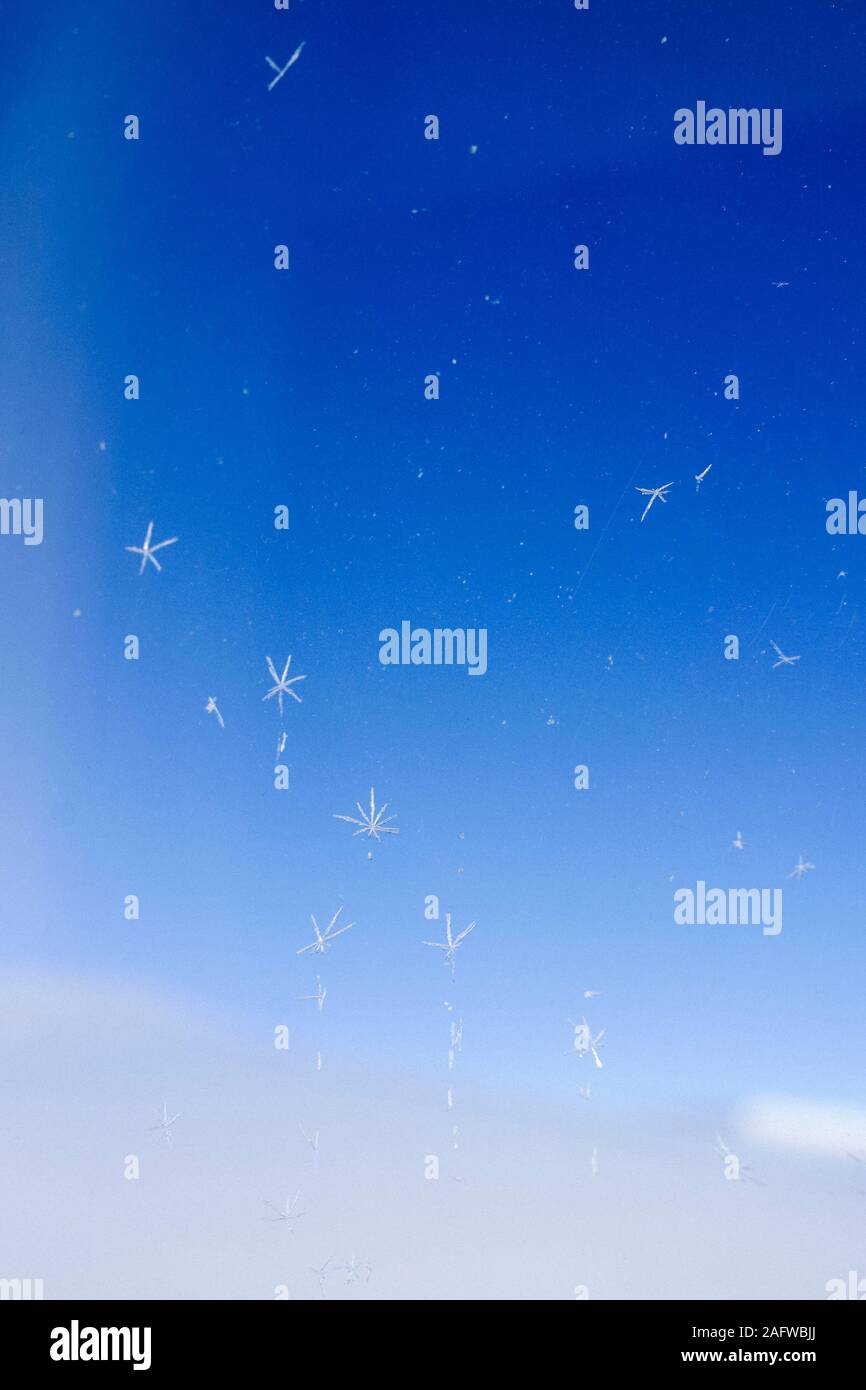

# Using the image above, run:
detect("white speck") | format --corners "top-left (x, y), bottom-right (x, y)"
top-left (125, 521), bottom-right (178, 575)
top-left (423, 914), bottom-right (476, 981)
top-left (262, 1191), bottom-right (305, 1228)
top-left (566, 1017), bottom-right (604, 1069)
top-left (205, 696), bottom-right (225, 729)
top-left (787, 856), bottom-right (815, 880)
top-left (297, 908), bottom-right (355, 957)
top-left (262, 654), bottom-right (307, 716)
top-left (334, 788), bottom-right (399, 846)
top-left (265, 42), bottom-right (305, 91)
top-left (298, 976), bottom-right (326, 1012)
top-left (769, 640), bottom-right (800, 669)
top-left (635, 481), bottom-right (674, 522)
top-left (149, 1102), bottom-right (180, 1148)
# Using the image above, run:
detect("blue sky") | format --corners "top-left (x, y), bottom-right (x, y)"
top-left (1, 0), bottom-right (865, 1297)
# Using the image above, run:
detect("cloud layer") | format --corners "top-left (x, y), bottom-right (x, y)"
top-left (0, 969), bottom-right (861, 1300)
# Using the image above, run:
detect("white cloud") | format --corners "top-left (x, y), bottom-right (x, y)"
top-left (738, 1095), bottom-right (866, 1157)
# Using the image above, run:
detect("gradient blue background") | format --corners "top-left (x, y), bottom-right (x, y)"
top-left (1, 1), bottom-right (865, 1296)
